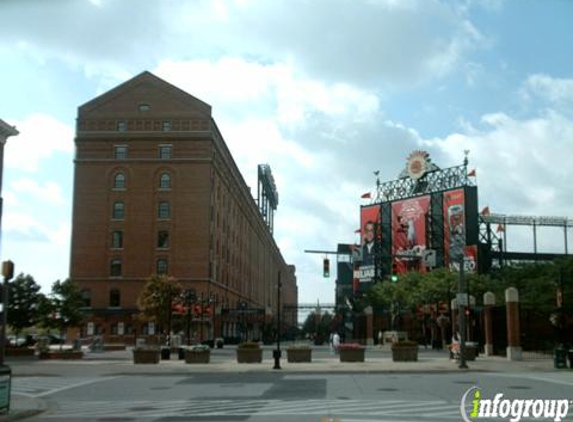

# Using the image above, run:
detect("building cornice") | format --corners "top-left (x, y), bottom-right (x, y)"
top-left (0, 119), bottom-right (19, 141)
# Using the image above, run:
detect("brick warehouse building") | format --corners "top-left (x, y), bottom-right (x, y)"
top-left (70, 71), bottom-right (297, 344)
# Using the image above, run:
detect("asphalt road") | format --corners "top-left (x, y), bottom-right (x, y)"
top-left (11, 369), bottom-right (573, 422)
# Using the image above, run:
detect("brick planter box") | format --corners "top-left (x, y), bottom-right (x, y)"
top-left (5, 348), bottom-right (35, 358)
top-left (133, 349), bottom-right (160, 364)
top-left (391, 346), bottom-right (418, 362)
top-left (39, 351), bottom-right (84, 360)
top-left (339, 348), bottom-right (365, 362)
top-left (236, 348), bottom-right (263, 363)
top-left (286, 348), bottom-right (312, 363)
top-left (185, 350), bottom-right (210, 364)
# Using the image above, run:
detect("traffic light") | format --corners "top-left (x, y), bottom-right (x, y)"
top-left (323, 258), bottom-right (330, 278)
top-left (390, 261), bottom-right (398, 282)
top-left (2, 260), bottom-right (14, 281)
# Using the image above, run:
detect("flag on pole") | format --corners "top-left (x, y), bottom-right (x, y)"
top-left (468, 168), bottom-right (476, 177)
top-left (361, 192), bottom-right (371, 199)
top-left (480, 206), bottom-right (490, 216)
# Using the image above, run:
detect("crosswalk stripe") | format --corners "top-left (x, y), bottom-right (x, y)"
top-left (12, 377), bottom-right (120, 398)
top-left (44, 399), bottom-right (461, 419)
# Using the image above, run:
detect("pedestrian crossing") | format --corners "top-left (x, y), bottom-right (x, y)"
top-left (43, 399), bottom-right (462, 419)
top-left (12, 376), bottom-right (119, 398)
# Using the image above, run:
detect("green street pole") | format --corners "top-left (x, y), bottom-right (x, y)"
top-left (458, 257), bottom-right (468, 369)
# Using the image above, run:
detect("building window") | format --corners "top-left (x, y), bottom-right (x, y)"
top-left (110, 259), bottom-right (122, 277)
top-left (117, 121), bottom-right (127, 132)
top-left (159, 145), bottom-right (172, 159)
top-left (81, 289), bottom-right (91, 307)
top-left (109, 289), bottom-right (121, 307)
top-left (111, 231), bottom-right (123, 248)
top-left (159, 172), bottom-right (171, 189)
top-left (114, 146), bottom-right (127, 159)
top-left (110, 323), bottom-right (119, 335)
top-left (139, 104), bottom-right (151, 112)
top-left (157, 259), bottom-right (168, 275)
top-left (113, 173), bottom-right (126, 189)
top-left (113, 202), bottom-right (125, 219)
top-left (158, 201), bottom-right (170, 219)
top-left (162, 121), bottom-right (172, 132)
top-left (157, 231), bottom-right (169, 249)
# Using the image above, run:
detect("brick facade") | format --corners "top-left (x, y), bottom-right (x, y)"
top-left (71, 72), bottom-right (297, 344)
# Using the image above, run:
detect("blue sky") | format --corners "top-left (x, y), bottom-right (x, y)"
top-left (1, 0), bottom-right (572, 303)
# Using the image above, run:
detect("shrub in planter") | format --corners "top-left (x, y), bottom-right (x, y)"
top-left (391, 340), bottom-right (418, 362)
top-left (6, 347), bottom-right (35, 358)
top-left (133, 346), bottom-right (160, 364)
top-left (338, 343), bottom-right (366, 362)
top-left (39, 349), bottom-right (84, 360)
top-left (286, 345), bottom-right (312, 363)
top-left (236, 341), bottom-right (263, 363)
top-left (185, 345), bottom-right (211, 364)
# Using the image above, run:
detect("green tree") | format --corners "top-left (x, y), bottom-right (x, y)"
top-left (39, 279), bottom-right (85, 349)
top-left (301, 311), bottom-right (333, 344)
top-left (7, 273), bottom-right (44, 341)
top-left (137, 274), bottom-right (182, 335)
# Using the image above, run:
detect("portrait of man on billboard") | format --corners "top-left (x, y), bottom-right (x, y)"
top-left (361, 220), bottom-right (375, 267)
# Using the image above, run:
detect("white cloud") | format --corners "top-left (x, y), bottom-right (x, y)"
top-left (521, 74), bottom-right (573, 107)
top-left (0, 0), bottom-right (488, 88)
top-left (9, 179), bottom-right (65, 206)
top-left (155, 58), bottom-right (380, 126)
top-left (429, 110), bottom-right (573, 217)
top-left (4, 113), bottom-right (74, 173)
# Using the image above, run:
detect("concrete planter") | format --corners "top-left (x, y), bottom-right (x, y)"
top-left (391, 346), bottom-right (418, 362)
top-left (39, 350), bottom-right (84, 360)
top-left (339, 348), bottom-right (365, 362)
top-left (133, 349), bottom-right (160, 364)
top-left (236, 348), bottom-right (263, 363)
top-left (5, 348), bottom-right (35, 358)
top-left (185, 349), bottom-right (210, 364)
top-left (286, 348), bottom-right (312, 363)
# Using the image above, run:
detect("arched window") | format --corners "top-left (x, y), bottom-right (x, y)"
top-left (111, 231), bottom-right (123, 248)
top-left (113, 172), bottom-right (126, 189)
top-left (158, 201), bottom-right (170, 219)
top-left (110, 259), bottom-right (122, 277)
top-left (157, 259), bottom-right (168, 275)
top-left (113, 202), bottom-right (124, 219)
top-left (159, 173), bottom-right (171, 189)
top-left (109, 289), bottom-right (121, 307)
top-left (81, 289), bottom-right (91, 307)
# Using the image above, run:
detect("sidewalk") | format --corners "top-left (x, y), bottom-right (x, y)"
top-left (0, 397), bottom-right (47, 422)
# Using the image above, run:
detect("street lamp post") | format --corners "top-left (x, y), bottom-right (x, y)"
top-left (185, 289), bottom-right (196, 346)
top-left (273, 271), bottom-right (282, 370)
top-left (457, 256), bottom-right (468, 369)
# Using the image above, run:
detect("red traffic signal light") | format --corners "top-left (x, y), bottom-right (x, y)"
top-left (323, 259), bottom-right (330, 278)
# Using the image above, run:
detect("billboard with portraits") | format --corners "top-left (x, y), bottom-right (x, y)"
top-left (355, 205), bottom-right (381, 285)
top-left (391, 196), bottom-right (430, 274)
